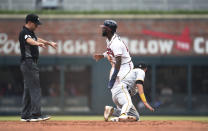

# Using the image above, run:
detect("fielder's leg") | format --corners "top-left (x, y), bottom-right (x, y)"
top-left (116, 83), bottom-right (139, 122)
top-left (112, 107), bottom-right (121, 117)
top-left (109, 104), bottom-right (139, 121)
top-left (127, 105), bottom-right (140, 121)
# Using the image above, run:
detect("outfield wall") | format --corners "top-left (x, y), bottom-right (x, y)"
top-left (0, 15), bottom-right (208, 115)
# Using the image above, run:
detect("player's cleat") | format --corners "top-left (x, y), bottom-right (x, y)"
top-left (41, 115), bottom-right (51, 121)
top-left (109, 117), bottom-right (119, 122)
top-left (20, 118), bottom-right (30, 122)
top-left (118, 114), bottom-right (137, 122)
top-left (104, 106), bottom-right (114, 122)
top-left (30, 115), bottom-right (51, 122)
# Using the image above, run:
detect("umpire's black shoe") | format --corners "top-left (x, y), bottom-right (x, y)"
top-left (29, 115), bottom-right (51, 122)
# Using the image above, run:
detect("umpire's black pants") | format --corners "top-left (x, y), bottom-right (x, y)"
top-left (20, 59), bottom-right (41, 118)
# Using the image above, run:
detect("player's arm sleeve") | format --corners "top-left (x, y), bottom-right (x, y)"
top-left (22, 32), bottom-right (38, 46)
top-left (23, 33), bottom-right (40, 46)
top-left (23, 32), bottom-right (32, 42)
top-left (136, 80), bottom-right (144, 85)
top-left (135, 70), bottom-right (147, 102)
top-left (135, 70), bottom-right (145, 85)
top-left (136, 84), bottom-right (147, 103)
top-left (108, 56), bottom-right (121, 89)
top-left (108, 42), bottom-right (122, 89)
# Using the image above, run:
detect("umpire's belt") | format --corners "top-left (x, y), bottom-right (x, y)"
top-left (22, 57), bottom-right (38, 64)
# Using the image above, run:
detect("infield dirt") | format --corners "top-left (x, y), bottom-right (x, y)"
top-left (0, 120), bottom-right (207, 131)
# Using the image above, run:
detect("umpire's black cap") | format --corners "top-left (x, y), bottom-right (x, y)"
top-left (135, 63), bottom-right (148, 69)
top-left (26, 14), bottom-right (42, 25)
top-left (100, 20), bottom-right (117, 33)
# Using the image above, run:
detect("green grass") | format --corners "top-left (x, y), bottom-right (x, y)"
top-left (1, 10), bottom-right (208, 15)
top-left (0, 116), bottom-right (207, 122)
top-left (141, 116), bottom-right (208, 122)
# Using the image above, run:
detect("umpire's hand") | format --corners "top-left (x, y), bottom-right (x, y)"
top-left (49, 41), bottom-right (57, 49)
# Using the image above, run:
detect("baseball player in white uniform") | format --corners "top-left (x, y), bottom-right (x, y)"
top-left (105, 63), bottom-right (155, 122)
top-left (94, 20), bottom-right (135, 122)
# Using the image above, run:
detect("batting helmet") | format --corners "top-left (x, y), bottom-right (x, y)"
top-left (100, 20), bottom-right (117, 33)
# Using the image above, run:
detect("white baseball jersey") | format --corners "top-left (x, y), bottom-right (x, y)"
top-left (104, 34), bottom-right (133, 81)
top-left (122, 68), bottom-right (146, 96)
top-left (103, 34), bottom-right (138, 117)
top-left (105, 34), bottom-right (131, 65)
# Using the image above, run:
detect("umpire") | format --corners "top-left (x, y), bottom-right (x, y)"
top-left (19, 14), bottom-right (57, 122)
